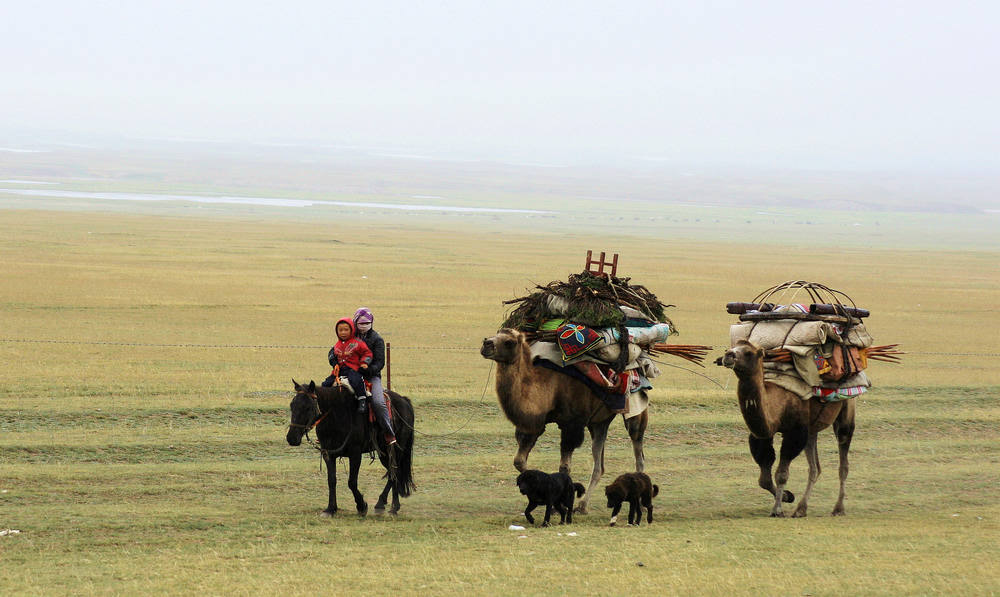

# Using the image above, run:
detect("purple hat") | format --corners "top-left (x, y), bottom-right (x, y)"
top-left (353, 307), bottom-right (373, 325)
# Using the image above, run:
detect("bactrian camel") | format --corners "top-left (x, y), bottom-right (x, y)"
top-left (719, 340), bottom-right (855, 517)
top-left (480, 328), bottom-right (648, 513)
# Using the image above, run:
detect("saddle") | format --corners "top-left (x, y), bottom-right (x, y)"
top-left (335, 376), bottom-right (394, 442)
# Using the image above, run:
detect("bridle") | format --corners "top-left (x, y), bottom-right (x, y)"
top-left (287, 390), bottom-right (328, 435)
top-left (288, 387), bottom-right (354, 458)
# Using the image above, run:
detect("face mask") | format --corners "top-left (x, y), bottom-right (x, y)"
top-left (356, 322), bottom-right (372, 333)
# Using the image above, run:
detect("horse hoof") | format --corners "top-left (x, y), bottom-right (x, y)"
top-left (374, 504), bottom-right (386, 513)
top-left (831, 508), bottom-right (846, 517)
top-left (321, 509), bottom-right (336, 518)
top-left (770, 511), bottom-right (785, 518)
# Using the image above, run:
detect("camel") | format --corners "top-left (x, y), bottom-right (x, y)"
top-left (718, 340), bottom-right (856, 517)
top-left (480, 327), bottom-right (648, 513)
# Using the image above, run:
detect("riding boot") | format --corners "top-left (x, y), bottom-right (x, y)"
top-left (356, 397), bottom-right (367, 414)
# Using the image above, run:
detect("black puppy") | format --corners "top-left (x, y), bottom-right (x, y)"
top-left (605, 472), bottom-right (660, 526)
top-left (515, 470), bottom-right (586, 527)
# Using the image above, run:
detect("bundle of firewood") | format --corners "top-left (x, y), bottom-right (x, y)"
top-left (648, 343), bottom-right (713, 366)
top-left (765, 345), bottom-right (904, 365)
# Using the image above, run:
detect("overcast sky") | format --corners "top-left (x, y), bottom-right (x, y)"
top-left (3, 1), bottom-right (998, 170)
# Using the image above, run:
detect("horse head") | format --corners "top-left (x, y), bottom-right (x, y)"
top-left (287, 379), bottom-right (321, 446)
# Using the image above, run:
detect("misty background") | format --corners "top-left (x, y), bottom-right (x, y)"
top-left (2, 1), bottom-right (998, 212)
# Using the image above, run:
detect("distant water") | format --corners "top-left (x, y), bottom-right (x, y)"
top-left (0, 179), bottom-right (59, 184)
top-left (0, 188), bottom-right (555, 214)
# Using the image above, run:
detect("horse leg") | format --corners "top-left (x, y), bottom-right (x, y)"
top-left (624, 409), bottom-right (648, 473)
top-left (374, 479), bottom-right (392, 512)
top-left (542, 503), bottom-right (553, 527)
top-left (832, 401), bottom-right (856, 516)
top-left (575, 421), bottom-right (610, 514)
top-left (513, 429), bottom-right (541, 472)
top-left (558, 424), bottom-right (585, 474)
top-left (347, 454), bottom-right (367, 516)
top-left (322, 455), bottom-right (338, 516)
top-left (628, 498), bottom-right (640, 526)
top-left (792, 432), bottom-right (820, 518)
top-left (390, 477), bottom-right (401, 515)
top-left (772, 425), bottom-right (808, 517)
top-left (644, 494), bottom-right (654, 524)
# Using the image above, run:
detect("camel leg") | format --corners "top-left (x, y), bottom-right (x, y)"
top-left (748, 435), bottom-right (794, 505)
top-left (772, 425), bottom-right (809, 517)
top-left (831, 401), bottom-right (856, 516)
top-left (513, 429), bottom-right (542, 472)
top-left (347, 454), bottom-right (367, 516)
top-left (575, 422), bottom-right (609, 514)
top-left (792, 432), bottom-right (820, 518)
top-left (558, 424), bottom-right (585, 474)
top-left (624, 410), bottom-right (648, 473)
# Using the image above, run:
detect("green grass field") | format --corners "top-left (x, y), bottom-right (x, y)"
top-left (1, 186), bottom-right (999, 596)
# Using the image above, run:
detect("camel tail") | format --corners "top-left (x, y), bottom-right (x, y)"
top-left (652, 484), bottom-right (660, 498)
top-left (574, 483), bottom-right (586, 498)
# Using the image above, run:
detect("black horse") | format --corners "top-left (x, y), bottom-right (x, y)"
top-left (287, 379), bottom-right (415, 516)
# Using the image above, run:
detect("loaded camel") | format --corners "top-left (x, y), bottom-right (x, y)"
top-left (718, 340), bottom-right (855, 517)
top-left (481, 327), bottom-right (648, 513)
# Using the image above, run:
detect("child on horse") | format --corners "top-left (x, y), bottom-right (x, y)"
top-left (322, 317), bottom-right (372, 414)
top-left (352, 307), bottom-right (396, 445)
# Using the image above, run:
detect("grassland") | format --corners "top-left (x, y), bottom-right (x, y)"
top-left (1, 187), bottom-right (998, 596)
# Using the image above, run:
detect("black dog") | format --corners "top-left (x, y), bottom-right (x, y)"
top-left (515, 470), bottom-right (586, 527)
top-left (605, 472), bottom-right (659, 526)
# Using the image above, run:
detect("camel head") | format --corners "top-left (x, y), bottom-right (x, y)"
top-left (717, 340), bottom-right (765, 376)
top-left (480, 328), bottom-right (524, 364)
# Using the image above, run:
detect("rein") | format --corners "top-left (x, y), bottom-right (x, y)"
top-left (289, 390), bottom-right (354, 459)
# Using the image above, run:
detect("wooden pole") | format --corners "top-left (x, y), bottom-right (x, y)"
top-left (385, 342), bottom-right (391, 391)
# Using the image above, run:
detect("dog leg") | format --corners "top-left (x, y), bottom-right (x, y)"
top-left (609, 502), bottom-right (621, 526)
top-left (524, 501), bottom-right (537, 525)
top-left (628, 498), bottom-right (640, 526)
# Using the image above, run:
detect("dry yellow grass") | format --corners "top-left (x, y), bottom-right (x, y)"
top-left (1, 207), bottom-right (998, 596)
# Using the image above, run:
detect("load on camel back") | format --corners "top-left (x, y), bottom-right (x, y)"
top-left (723, 280), bottom-right (902, 402)
top-left (480, 252), bottom-right (711, 513)
top-left (500, 264), bottom-right (703, 416)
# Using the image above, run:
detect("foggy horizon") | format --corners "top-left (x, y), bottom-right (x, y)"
top-left (3, 1), bottom-right (998, 173)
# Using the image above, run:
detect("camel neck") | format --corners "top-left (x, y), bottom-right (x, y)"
top-left (737, 369), bottom-right (772, 439)
top-left (494, 346), bottom-right (534, 411)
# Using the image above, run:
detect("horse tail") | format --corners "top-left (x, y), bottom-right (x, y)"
top-left (574, 483), bottom-right (586, 498)
top-left (391, 393), bottom-right (417, 497)
top-left (652, 484), bottom-right (660, 498)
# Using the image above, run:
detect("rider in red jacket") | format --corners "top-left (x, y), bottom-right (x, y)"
top-left (322, 317), bottom-right (372, 413)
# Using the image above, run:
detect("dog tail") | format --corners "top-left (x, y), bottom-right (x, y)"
top-left (652, 484), bottom-right (660, 498)
top-left (573, 483), bottom-right (586, 498)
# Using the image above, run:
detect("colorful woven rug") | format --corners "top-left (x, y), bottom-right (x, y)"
top-left (555, 322), bottom-right (605, 362)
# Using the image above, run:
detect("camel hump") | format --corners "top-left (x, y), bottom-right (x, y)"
top-left (652, 484), bottom-right (660, 497)
top-left (573, 483), bottom-right (586, 497)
